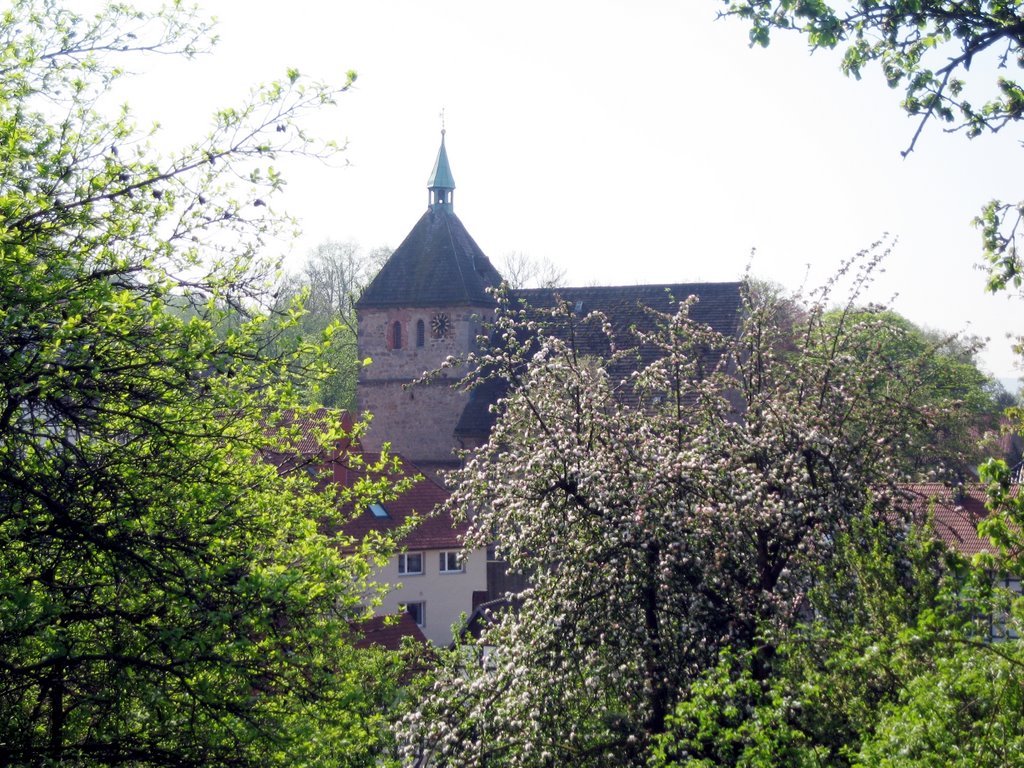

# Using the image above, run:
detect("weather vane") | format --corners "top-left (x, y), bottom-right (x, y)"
top-left (439, 108), bottom-right (446, 136)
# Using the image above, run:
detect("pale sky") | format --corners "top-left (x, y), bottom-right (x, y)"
top-left (123, 0), bottom-right (1022, 384)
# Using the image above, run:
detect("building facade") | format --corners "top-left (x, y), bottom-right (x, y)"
top-left (356, 134), bottom-right (745, 602)
top-left (356, 134), bottom-right (745, 476)
top-left (339, 453), bottom-right (487, 646)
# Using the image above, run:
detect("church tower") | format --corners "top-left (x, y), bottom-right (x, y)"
top-left (355, 133), bottom-right (503, 477)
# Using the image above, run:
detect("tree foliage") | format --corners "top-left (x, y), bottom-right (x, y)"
top-left (398, 247), bottom-right (990, 766)
top-left (273, 240), bottom-right (391, 409)
top-left (817, 306), bottom-right (1006, 479)
top-left (857, 642), bottom-right (1024, 767)
top-left (0, 2), bottom-right (408, 765)
top-left (650, 509), bottom-right (1024, 768)
top-left (715, 0), bottom-right (1024, 296)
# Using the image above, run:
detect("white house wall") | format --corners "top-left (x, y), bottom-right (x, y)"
top-left (374, 546), bottom-right (487, 646)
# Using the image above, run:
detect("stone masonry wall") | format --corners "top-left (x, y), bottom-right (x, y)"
top-left (357, 305), bottom-right (493, 470)
top-left (358, 379), bottom-right (469, 470)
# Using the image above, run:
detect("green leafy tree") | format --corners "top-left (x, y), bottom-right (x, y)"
top-left (714, 0), bottom-right (1024, 295)
top-left (855, 642), bottom-right (1024, 767)
top-left (274, 240), bottom-right (391, 409)
top-left (845, 448), bottom-right (1024, 768)
top-left (399, 248), bottom-right (987, 766)
top-left (818, 306), bottom-right (1006, 479)
top-left (649, 508), bottom-right (988, 768)
top-left (0, 3), bottom-right (411, 765)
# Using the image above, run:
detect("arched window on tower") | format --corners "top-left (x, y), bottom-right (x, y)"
top-left (391, 321), bottom-right (402, 350)
top-left (416, 319), bottom-right (425, 348)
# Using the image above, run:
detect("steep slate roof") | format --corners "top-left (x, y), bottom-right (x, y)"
top-left (356, 207), bottom-right (502, 308)
top-left (339, 453), bottom-right (466, 551)
top-left (454, 282), bottom-right (745, 439)
top-left (513, 282), bottom-right (744, 367)
top-left (512, 282), bottom-right (744, 333)
top-left (454, 376), bottom-right (508, 441)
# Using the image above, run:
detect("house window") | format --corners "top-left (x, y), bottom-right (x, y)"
top-left (391, 321), bottom-right (402, 349)
top-left (368, 503), bottom-right (388, 518)
top-left (398, 552), bottom-right (423, 576)
top-left (992, 576), bottom-right (1022, 641)
top-left (439, 551), bottom-right (464, 573)
top-left (401, 601), bottom-right (425, 627)
top-left (416, 319), bottom-right (425, 347)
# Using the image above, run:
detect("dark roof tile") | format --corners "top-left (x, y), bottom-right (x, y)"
top-left (512, 282), bottom-right (744, 337)
top-left (455, 282), bottom-right (744, 438)
top-left (356, 208), bottom-right (502, 308)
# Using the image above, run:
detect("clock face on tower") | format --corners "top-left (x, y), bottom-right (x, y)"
top-left (431, 312), bottom-right (451, 339)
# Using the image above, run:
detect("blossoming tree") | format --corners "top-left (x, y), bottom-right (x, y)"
top-left (400, 247), bottom-right (981, 766)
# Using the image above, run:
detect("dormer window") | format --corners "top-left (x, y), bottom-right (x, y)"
top-left (391, 321), bottom-right (402, 350)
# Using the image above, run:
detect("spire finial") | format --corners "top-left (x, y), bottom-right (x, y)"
top-left (427, 121), bottom-right (455, 210)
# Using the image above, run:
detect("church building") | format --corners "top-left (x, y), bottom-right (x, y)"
top-left (354, 142), bottom-right (1019, 626)
top-left (356, 133), bottom-right (745, 481)
top-left (355, 131), bottom-right (503, 478)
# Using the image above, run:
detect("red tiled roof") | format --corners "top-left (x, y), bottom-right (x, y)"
top-left (262, 408), bottom-right (359, 478)
top-left (285, 408), bottom-right (355, 455)
top-left (262, 411), bottom-right (463, 550)
top-left (353, 612), bottom-right (427, 650)
top-left (338, 453), bottom-right (464, 551)
top-left (901, 483), bottom-right (999, 557)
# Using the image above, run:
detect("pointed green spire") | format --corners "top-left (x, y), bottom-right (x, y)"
top-left (427, 130), bottom-right (455, 209)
